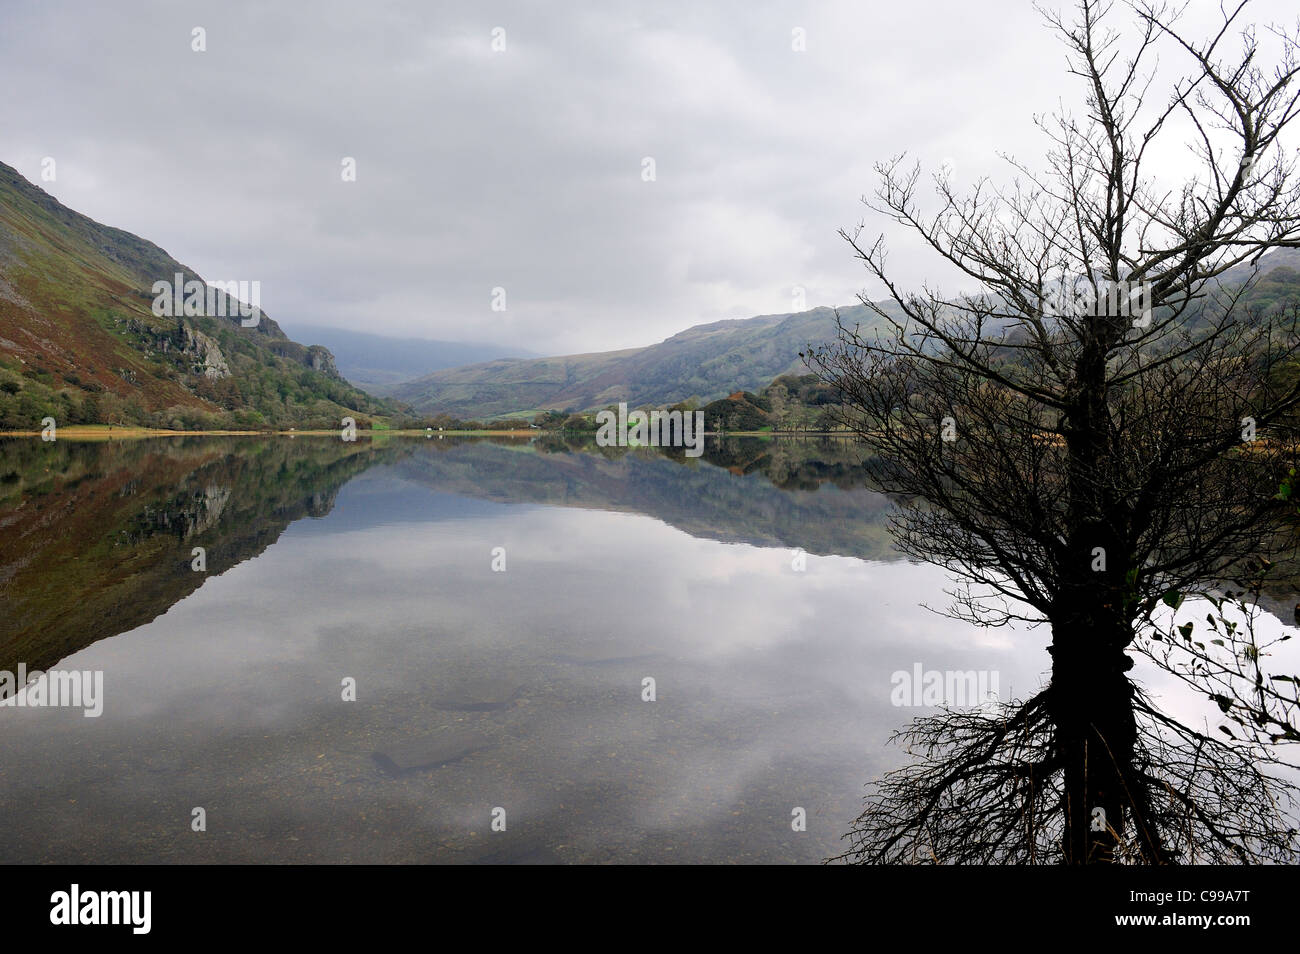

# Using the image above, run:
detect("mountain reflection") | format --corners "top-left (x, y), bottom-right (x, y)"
top-left (0, 435), bottom-right (900, 678)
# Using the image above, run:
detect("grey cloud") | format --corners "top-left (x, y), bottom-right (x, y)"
top-left (3, 0), bottom-right (1293, 354)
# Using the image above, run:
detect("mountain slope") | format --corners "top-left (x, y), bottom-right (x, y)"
top-left (392, 303), bottom-right (899, 418)
top-left (393, 247), bottom-right (1300, 422)
top-left (0, 161), bottom-right (389, 430)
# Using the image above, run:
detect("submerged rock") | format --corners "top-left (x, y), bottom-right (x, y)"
top-left (371, 731), bottom-right (492, 776)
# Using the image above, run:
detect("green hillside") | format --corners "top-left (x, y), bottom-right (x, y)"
top-left (391, 303), bottom-right (902, 419)
top-left (0, 162), bottom-right (391, 430)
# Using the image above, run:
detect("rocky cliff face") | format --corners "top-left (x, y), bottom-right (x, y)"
top-left (180, 322), bottom-right (231, 379)
top-left (306, 344), bottom-right (340, 378)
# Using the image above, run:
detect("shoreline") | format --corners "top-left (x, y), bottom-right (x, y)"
top-left (0, 426), bottom-right (854, 440)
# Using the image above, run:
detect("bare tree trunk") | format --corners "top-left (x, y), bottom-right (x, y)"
top-left (1049, 620), bottom-right (1136, 863)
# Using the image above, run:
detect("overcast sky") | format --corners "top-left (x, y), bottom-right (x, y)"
top-left (2, 0), bottom-right (1296, 355)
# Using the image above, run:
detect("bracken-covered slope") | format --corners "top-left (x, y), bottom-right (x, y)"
top-left (0, 161), bottom-right (389, 430)
top-left (392, 303), bottom-right (902, 419)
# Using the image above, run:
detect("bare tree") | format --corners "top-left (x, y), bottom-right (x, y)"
top-left (809, 0), bottom-right (1300, 863)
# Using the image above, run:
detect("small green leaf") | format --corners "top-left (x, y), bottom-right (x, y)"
top-left (1162, 590), bottom-right (1184, 610)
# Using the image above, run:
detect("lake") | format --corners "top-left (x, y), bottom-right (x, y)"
top-left (0, 434), bottom-right (1054, 863)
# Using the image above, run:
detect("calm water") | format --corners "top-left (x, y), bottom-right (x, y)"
top-left (0, 435), bottom-right (1051, 863)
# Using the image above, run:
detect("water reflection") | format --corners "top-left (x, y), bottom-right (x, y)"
top-left (0, 436), bottom-right (1046, 863)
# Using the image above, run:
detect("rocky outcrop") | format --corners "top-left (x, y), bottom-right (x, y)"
top-left (306, 344), bottom-right (340, 378)
top-left (179, 322), bottom-right (230, 379)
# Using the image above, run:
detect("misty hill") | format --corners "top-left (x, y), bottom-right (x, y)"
top-left (429, 249), bottom-right (1300, 426)
top-left (0, 161), bottom-right (389, 430)
top-left (392, 303), bottom-right (901, 419)
top-left (279, 323), bottom-right (539, 395)
top-left (1218, 247), bottom-right (1300, 285)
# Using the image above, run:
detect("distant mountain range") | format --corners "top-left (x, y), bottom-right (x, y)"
top-left (5, 156), bottom-right (1299, 429)
top-left (390, 303), bottom-right (903, 419)
top-left (277, 323), bottom-right (539, 395)
top-left (0, 162), bottom-right (387, 430)
top-left (391, 249), bottom-right (1300, 421)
